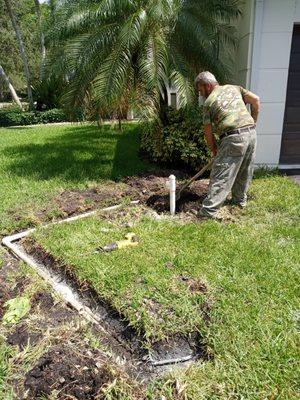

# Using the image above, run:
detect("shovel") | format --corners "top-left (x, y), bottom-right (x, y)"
top-left (176, 159), bottom-right (214, 201)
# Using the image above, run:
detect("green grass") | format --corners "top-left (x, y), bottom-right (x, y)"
top-left (1, 123), bottom-right (299, 398)
top-left (0, 122), bottom-right (154, 234)
top-left (32, 174), bottom-right (300, 398)
top-left (0, 343), bottom-right (13, 399)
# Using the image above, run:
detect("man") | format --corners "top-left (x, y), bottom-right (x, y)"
top-left (195, 71), bottom-right (260, 219)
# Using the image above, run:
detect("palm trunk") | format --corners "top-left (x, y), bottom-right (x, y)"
top-left (159, 86), bottom-right (169, 125)
top-left (118, 115), bottom-right (122, 131)
top-left (4, 0), bottom-right (34, 110)
top-left (34, 0), bottom-right (46, 80)
top-left (0, 64), bottom-right (23, 110)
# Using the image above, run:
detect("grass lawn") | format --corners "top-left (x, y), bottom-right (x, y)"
top-left (0, 122), bottom-right (154, 235)
top-left (0, 123), bottom-right (299, 399)
top-left (30, 172), bottom-right (300, 399)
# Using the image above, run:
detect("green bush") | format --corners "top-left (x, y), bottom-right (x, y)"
top-left (0, 107), bottom-right (24, 126)
top-left (0, 107), bottom-right (68, 127)
top-left (141, 105), bottom-right (211, 169)
top-left (36, 109), bottom-right (68, 124)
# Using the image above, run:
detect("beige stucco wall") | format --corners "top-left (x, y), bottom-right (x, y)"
top-left (235, 0), bottom-right (300, 166)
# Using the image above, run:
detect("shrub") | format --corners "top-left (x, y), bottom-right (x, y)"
top-left (0, 107), bottom-right (68, 127)
top-left (141, 105), bottom-right (211, 169)
top-left (36, 109), bottom-right (68, 124)
top-left (0, 107), bottom-right (24, 126)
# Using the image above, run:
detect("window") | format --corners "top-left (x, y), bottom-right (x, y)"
top-left (170, 92), bottom-right (177, 108)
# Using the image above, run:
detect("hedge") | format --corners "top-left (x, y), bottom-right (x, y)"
top-left (141, 105), bottom-right (211, 169)
top-left (0, 107), bottom-right (68, 127)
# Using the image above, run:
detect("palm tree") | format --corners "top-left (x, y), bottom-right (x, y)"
top-left (46, 0), bottom-right (241, 120)
top-left (34, 0), bottom-right (46, 80)
top-left (4, 0), bottom-right (34, 110)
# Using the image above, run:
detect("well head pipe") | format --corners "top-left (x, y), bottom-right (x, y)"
top-left (168, 174), bottom-right (176, 216)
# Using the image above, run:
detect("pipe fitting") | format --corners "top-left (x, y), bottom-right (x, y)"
top-left (168, 174), bottom-right (176, 216)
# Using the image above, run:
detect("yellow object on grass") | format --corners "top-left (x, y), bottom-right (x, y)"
top-left (99, 232), bottom-right (139, 252)
top-left (116, 232), bottom-right (139, 249)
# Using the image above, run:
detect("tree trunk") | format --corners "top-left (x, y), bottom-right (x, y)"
top-left (34, 0), bottom-right (46, 80)
top-left (159, 86), bottom-right (169, 126)
top-left (118, 115), bottom-right (122, 131)
top-left (0, 64), bottom-right (23, 110)
top-left (4, 0), bottom-right (34, 110)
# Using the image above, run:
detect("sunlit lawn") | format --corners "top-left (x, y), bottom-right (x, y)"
top-left (32, 172), bottom-right (300, 399)
top-left (0, 123), bottom-right (299, 399)
top-left (0, 122), bottom-right (154, 235)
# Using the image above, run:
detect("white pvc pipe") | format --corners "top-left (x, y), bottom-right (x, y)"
top-left (169, 175), bottom-right (176, 216)
top-left (2, 199), bottom-right (199, 367)
top-left (1, 201), bottom-right (140, 329)
top-left (2, 201), bottom-right (140, 244)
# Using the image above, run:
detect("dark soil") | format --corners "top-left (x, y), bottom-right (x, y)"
top-left (55, 185), bottom-right (125, 216)
top-left (127, 174), bottom-right (208, 212)
top-left (126, 173), bottom-right (208, 213)
top-left (0, 254), bottom-right (29, 319)
top-left (24, 344), bottom-right (114, 399)
top-left (51, 172), bottom-right (209, 221)
top-left (187, 278), bottom-right (208, 294)
top-left (0, 281), bottom-right (10, 319)
top-left (7, 323), bottom-right (42, 349)
top-left (5, 170), bottom-right (210, 238)
top-left (46, 304), bottom-right (76, 323)
top-left (31, 291), bottom-right (55, 310)
top-left (31, 289), bottom-right (75, 325)
top-left (0, 251), bottom-right (140, 396)
top-left (201, 299), bottom-right (213, 325)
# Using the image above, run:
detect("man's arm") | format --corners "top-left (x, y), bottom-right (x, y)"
top-left (243, 91), bottom-right (260, 123)
top-left (204, 124), bottom-right (218, 156)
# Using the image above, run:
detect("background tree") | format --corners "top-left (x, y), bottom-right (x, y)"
top-left (4, 0), bottom-right (34, 110)
top-left (0, 64), bottom-right (23, 109)
top-left (34, 0), bottom-right (46, 80)
top-left (0, 0), bottom-right (47, 106)
top-left (45, 0), bottom-right (241, 121)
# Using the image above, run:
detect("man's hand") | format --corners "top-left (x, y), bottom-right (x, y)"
top-left (243, 91), bottom-right (260, 123)
top-left (204, 124), bottom-right (218, 156)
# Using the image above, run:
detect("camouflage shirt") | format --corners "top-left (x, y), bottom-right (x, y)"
top-left (203, 84), bottom-right (254, 135)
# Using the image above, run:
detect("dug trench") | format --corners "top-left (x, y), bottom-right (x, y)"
top-left (31, 171), bottom-right (210, 225)
top-left (55, 173), bottom-right (209, 217)
top-left (5, 171), bottom-right (210, 237)
top-left (17, 236), bottom-right (211, 378)
top-left (125, 171), bottom-right (209, 214)
top-left (1, 172), bottom-right (212, 397)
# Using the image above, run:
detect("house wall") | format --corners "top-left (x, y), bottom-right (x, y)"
top-left (235, 0), bottom-right (255, 88)
top-left (236, 0), bottom-right (300, 166)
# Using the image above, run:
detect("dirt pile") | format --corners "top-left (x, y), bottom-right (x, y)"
top-left (24, 345), bottom-right (113, 399)
top-left (7, 323), bottom-right (42, 349)
top-left (126, 174), bottom-right (209, 213)
top-left (56, 172), bottom-right (209, 218)
top-left (31, 171), bottom-right (209, 223)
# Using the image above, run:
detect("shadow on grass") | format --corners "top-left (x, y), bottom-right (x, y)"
top-left (5, 126), bottom-right (36, 130)
top-left (3, 124), bottom-right (154, 183)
